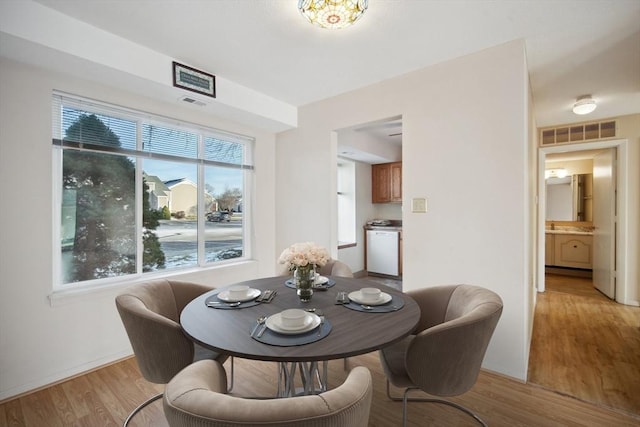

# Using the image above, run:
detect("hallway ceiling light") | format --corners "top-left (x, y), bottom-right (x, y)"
top-left (572, 95), bottom-right (597, 115)
top-left (298, 0), bottom-right (368, 29)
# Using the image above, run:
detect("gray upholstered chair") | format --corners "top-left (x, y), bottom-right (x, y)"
top-left (379, 284), bottom-right (503, 427)
top-left (115, 279), bottom-right (231, 427)
top-left (163, 359), bottom-right (373, 427)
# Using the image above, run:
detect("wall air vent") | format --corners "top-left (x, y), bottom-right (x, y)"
top-left (179, 96), bottom-right (206, 107)
top-left (540, 120), bottom-right (616, 146)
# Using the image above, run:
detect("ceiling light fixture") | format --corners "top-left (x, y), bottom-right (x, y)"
top-left (572, 95), bottom-right (597, 115)
top-left (545, 168), bottom-right (568, 179)
top-left (298, 0), bottom-right (368, 30)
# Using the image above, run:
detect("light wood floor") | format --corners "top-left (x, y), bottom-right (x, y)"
top-left (2, 350), bottom-right (640, 426)
top-left (528, 274), bottom-right (640, 418)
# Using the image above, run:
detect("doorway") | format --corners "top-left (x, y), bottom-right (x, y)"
top-left (537, 138), bottom-right (629, 304)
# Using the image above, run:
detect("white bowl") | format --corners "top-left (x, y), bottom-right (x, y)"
top-left (360, 287), bottom-right (381, 302)
top-left (280, 309), bottom-right (307, 328)
top-left (228, 285), bottom-right (249, 299)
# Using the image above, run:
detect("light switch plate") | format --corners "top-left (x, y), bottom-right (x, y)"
top-left (412, 197), bottom-right (427, 213)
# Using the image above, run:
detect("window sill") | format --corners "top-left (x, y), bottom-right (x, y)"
top-left (48, 260), bottom-right (257, 307)
top-left (338, 242), bottom-right (356, 250)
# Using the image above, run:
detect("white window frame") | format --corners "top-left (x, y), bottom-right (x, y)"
top-left (337, 158), bottom-right (356, 246)
top-left (51, 92), bottom-right (254, 293)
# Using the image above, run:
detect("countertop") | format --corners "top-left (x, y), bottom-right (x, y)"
top-left (365, 225), bottom-right (402, 231)
top-left (545, 229), bottom-right (593, 236)
top-left (364, 220), bottom-right (402, 231)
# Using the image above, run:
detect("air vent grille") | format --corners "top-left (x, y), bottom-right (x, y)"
top-left (179, 96), bottom-right (206, 107)
top-left (540, 120), bottom-right (616, 146)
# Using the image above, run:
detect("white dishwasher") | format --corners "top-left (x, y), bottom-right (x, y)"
top-left (366, 230), bottom-right (400, 276)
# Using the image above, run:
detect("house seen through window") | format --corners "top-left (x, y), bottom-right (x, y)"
top-left (53, 94), bottom-right (253, 288)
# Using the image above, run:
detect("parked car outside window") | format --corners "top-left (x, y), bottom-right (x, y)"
top-left (206, 211), bottom-right (231, 222)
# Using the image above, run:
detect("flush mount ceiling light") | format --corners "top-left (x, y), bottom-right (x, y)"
top-left (572, 95), bottom-right (597, 115)
top-left (298, 0), bottom-right (368, 29)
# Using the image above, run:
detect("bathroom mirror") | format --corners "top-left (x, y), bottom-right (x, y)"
top-left (546, 173), bottom-right (592, 221)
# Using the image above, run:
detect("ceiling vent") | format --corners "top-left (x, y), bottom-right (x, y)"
top-left (540, 120), bottom-right (616, 146)
top-left (179, 96), bottom-right (206, 107)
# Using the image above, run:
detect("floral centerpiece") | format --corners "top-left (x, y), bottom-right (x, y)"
top-left (279, 242), bottom-right (330, 301)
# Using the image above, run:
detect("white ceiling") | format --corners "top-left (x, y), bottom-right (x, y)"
top-left (7, 0), bottom-right (640, 162)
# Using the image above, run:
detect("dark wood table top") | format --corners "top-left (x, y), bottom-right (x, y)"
top-left (180, 276), bottom-right (420, 362)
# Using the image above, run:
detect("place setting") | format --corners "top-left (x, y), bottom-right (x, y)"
top-left (250, 308), bottom-right (332, 346)
top-left (336, 287), bottom-right (405, 313)
top-left (204, 285), bottom-right (276, 309)
top-left (284, 273), bottom-right (336, 291)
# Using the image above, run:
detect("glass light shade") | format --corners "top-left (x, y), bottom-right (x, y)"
top-left (572, 96), bottom-right (597, 115)
top-left (545, 168), bottom-right (568, 179)
top-left (298, 0), bottom-right (368, 29)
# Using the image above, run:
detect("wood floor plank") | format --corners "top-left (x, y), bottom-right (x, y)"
top-left (19, 390), bottom-right (64, 427)
top-left (2, 352), bottom-right (639, 426)
top-left (0, 398), bottom-right (24, 427)
top-left (528, 274), bottom-right (640, 416)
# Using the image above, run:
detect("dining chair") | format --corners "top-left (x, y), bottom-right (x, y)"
top-left (278, 258), bottom-right (354, 278)
top-left (316, 258), bottom-right (354, 277)
top-left (378, 284), bottom-right (503, 427)
top-left (115, 279), bottom-right (232, 427)
top-left (163, 359), bottom-right (373, 427)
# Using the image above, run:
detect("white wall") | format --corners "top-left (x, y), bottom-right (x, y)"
top-left (276, 40), bottom-right (532, 380)
top-left (0, 58), bottom-right (278, 400)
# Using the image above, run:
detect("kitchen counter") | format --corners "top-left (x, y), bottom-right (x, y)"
top-left (364, 225), bottom-right (403, 231)
top-left (364, 219), bottom-right (402, 231)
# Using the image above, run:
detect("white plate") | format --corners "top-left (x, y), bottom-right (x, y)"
top-left (314, 276), bottom-right (329, 285)
top-left (348, 290), bottom-right (393, 306)
top-left (266, 312), bottom-right (321, 334)
top-left (217, 288), bottom-right (261, 302)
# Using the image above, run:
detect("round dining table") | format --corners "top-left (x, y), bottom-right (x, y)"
top-left (180, 275), bottom-right (420, 396)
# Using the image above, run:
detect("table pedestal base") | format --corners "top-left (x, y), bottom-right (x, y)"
top-left (277, 361), bottom-right (328, 397)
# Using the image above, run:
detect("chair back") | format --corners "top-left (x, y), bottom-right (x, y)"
top-left (405, 284), bottom-right (503, 397)
top-left (317, 259), bottom-right (354, 277)
top-left (115, 279), bottom-right (214, 384)
top-left (278, 258), bottom-right (354, 278)
top-left (164, 360), bottom-right (373, 427)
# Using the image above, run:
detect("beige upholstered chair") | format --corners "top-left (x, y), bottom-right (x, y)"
top-left (379, 284), bottom-right (503, 427)
top-left (116, 279), bottom-right (231, 427)
top-left (316, 258), bottom-right (354, 277)
top-left (279, 258), bottom-right (354, 278)
top-left (163, 359), bottom-right (373, 427)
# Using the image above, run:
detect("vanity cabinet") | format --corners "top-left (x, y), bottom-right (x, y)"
top-left (546, 233), bottom-right (593, 269)
top-left (545, 234), bottom-right (555, 265)
top-left (372, 162), bottom-right (402, 203)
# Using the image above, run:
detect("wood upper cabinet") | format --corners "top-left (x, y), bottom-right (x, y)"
top-left (372, 162), bottom-right (402, 203)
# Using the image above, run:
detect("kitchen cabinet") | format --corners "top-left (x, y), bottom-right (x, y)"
top-left (546, 233), bottom-right (593, 269)
top-left (372, 162), bottom-right (402, 203)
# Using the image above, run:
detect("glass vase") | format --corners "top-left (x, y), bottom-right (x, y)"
top-left (294, 265), bottom-right (315, 302)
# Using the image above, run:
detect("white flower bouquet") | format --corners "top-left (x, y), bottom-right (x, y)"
top-left (278, 242), bottom-right (330, 272)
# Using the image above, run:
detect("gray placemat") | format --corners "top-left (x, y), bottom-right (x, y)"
top-left (284, 278), bottom-right (336, 290)
top-left (252, 319), bottom-right (332, 346)
top-left (204, 293), bottom-right (260, 309)
top-left (342, 294), bottom-right (405, 313)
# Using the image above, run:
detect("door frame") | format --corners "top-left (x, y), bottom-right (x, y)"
top-left (537, 138), bottom-right (630, 305)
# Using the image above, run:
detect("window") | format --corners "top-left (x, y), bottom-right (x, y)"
top-left (337, 159), bottom-right (356, 246)
top-left (52, 93), bottom-right (253, 289)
